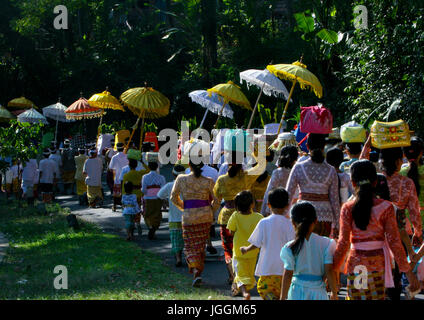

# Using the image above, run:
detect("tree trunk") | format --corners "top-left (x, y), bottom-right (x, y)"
top-left (200, 0), bottom-right (217, 86)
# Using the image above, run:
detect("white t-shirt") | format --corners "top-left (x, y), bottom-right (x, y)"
top-left (39, 159), bottom-right (59, 184)
top-left (109, 152), bottom-right (129, 184)
top-left (185, 164), bottom-right (218, 183)
top-left (248, 213), bottom-right (295, 276)
top-left (83, 157), bottom-right (103, 186)
top-left (49, 153), bottom-right (63, 177)
top-left (22, 159), bottom-right (38, 183)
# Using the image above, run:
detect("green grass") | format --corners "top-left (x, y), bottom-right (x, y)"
top-left (0, 199), bottom-right (228, 300)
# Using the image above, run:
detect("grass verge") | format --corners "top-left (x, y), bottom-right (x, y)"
top-left (0, 199), bottom-right (227, 300)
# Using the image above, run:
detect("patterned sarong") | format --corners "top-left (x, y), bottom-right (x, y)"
top-left (183, 222), bottom-right (211, 273)
top-left (87, 185), bottom-right (103, 204)
top-left (220, 225), bottom-right (233, 264)
top-left (76, 179), bottom-right (86, 196)
top-left (346, 271), bottom-right (385, 300)
top-left (257, 275), bottom-right (282, 300)
top-left (169, 222), bottom-right (184, 254)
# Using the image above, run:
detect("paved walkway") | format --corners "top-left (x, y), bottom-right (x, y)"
top-left (0, 233), bottom-right (9, 264)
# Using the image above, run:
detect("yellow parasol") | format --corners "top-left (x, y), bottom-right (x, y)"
top-left (88, 87), bottom-right (125, 142)
top-left (0, 105), bottom-right (16, 122)
top-left (7, 96), bottom-right (37, 109)
top-left (207, 81), bottom-right (251, 128)
top-left (267, 57), bottom-right (323, 134)
top-left (120, 85), bottom-right (170, 150)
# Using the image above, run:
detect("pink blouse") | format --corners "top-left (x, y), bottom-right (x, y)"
top-left (384, 172), bottom-right (422, 237)
top-left (333, 199), bottom-right (410, 274)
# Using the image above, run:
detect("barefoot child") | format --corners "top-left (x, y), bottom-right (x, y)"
top-left (227, 190), bottom-right (263, 300)
top-left (122, 181), bottom-right (141, 241)
top-left (280, 201), bottom-right (338, 300)
top-left (240, 187), bottom-right (295, 300)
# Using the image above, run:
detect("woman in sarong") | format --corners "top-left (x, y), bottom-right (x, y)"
top-left (170, 160), bottom-right (219, 287)
top-left (333, 160), bottom-right (419, 300)
top-left (286, 134), bottom-right (340, 238)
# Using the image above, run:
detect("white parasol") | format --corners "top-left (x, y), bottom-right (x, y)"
top-left (189, 90), bottom-right (234, 129)
top-left (240, 68), bottom-right (291, 129)
top-left (17, 108), bottom-right (49, 125)
top-left (43, 101), bottom-right (75, 142)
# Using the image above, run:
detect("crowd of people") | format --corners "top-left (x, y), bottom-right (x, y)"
top-left (2, 121), bottom-right (424, 301)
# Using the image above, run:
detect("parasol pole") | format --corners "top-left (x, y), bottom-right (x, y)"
top-left (126, 114), bottom-right (141, 152)
top-left (247, 82), bottom-right (266, 130)
top-left (199, 108), bottom-right (209, 130)
top-left (213, 102), bottom-right (227, 129)
top-left (55, 118), bottom-right (59, 143)
top-left (277, 79), bottom-right (297, 135)
top-left (139, 116), bottom-right (145, 151)
top-left (277, 55), bottom-right (304, 135)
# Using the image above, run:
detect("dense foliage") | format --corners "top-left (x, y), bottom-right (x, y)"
top-left (1, 0), bottom-right (424, 138)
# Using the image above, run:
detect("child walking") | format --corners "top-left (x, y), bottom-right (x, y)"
top-left (122, 181), bottom-right (141, 241)
top-left (240, 187), bottom-right (295, 300)
top-left (157, 164), bottom-right (186, 267)
top-left (280, 201), bottom-right (338, 300)
top-left (227, 190), bottom-right (263, 300)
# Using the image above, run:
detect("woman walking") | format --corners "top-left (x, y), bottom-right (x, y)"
top-left (333, 160), bottom-right (420, 300)
top-left (171, 160), bottom-right (219, 287)
top-left (286, 134), bottom-right (340, 238)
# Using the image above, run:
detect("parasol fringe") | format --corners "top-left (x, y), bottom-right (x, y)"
top-left (207, 89), bottom-right (252, 110)
top-left (189, 94), bottom-right (234, 119)
top-left (267, 65), bottom-right (323, 98)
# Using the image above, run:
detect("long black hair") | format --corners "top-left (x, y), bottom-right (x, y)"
top-left (381, 147), bottom-right (403, 177)
top-left (307, 133), bottom-right (327, 163)
top-left (350, 160), bottom-right (377, 230)
top-left (189, 160), bottom-right (203, 178)
top-left (278, 145), bottom-right (299, 169)
top-left (403, 136), bottom-right (424, 196)
top-left (228, 151), bottom-right (244, 178)
top-left (289, 201), bottom-right (317, 256)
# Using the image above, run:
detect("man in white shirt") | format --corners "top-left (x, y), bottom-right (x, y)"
top-left (21, 158), bottom-right (38, 205)
top-left (49, 148), bottom-right (63, 195)
top-left (83, 148), bottom-right (103, 208)
top-left (109, 142), bottom-right (129, 211)
top-left (39, 149), bottom-right (58, 203)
